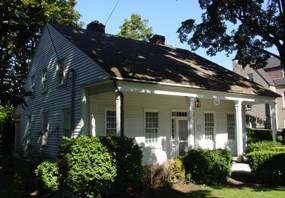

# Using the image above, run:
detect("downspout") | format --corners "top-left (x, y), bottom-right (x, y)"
top-left (113, 80), bottom-right (124, 137)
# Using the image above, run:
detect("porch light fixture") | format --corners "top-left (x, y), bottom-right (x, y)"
top-left (195, 98), bottom-right (201, 107)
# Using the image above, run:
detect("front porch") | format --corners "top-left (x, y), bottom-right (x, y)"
top-left (82, 80), bottom-right (278, 164)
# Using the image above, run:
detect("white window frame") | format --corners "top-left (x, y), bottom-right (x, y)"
top-left (105, 107), bottom-right (116, 136)
top-left (204, 111), bottom-right (215, 141)
top-left (57, 59), bottom-right (65, 86)
top-left (227, 113), bottom-right (235, 140)
top-left (144, 110), bottom-right (159, 145)
top-left (41, 68), bottom-right (47, 92)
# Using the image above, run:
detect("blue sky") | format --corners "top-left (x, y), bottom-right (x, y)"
top-left (74, 0), bottom-right (236, 70)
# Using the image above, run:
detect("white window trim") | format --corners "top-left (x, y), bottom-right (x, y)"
top-left (105, 107), bottom-right (116, 136)
top-left (57, 59), bottom-right (66, 86)
top-left (226, 112), bottom-right (236, 140)
top-left (41, 68), bottom-right (48, 93)
top-left (204, 111), bottom-right (216, 141)
top-left (144, 109), bottom-right (160, 146)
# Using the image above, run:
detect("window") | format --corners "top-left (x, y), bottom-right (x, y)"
top-left (227, 114), bottom-right (235, 139)
top-left (31, 75), bottom-right (35, 92)
top-left (245, 104), bottom-right (252, 111)
top-left (106, 109), bottom-right (116, 136)
top-left (63, 109), bottom-right (71, 137)
top-left (247, 73), bottom-right (254, 81)
top-left (57, 59), bottom-right (65, 85)
top-left (41, 68), bottom-right (47, 92)
top-left (205, 113), bottom-right (214, 140)
top-left (43, 112), bottom-right (49, 132)
top-left (145, 111), bottom-right (159, 144)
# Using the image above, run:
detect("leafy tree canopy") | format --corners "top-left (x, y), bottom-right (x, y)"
top-left (0, 0), bottom-right (81, 107)
top-left (117, 13), bottom-right (153, 41)
top-left (177, 0), bottom-right (285, 69)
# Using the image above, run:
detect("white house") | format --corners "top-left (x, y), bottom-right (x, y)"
top-left (14, 21), bottom-right (279, 164)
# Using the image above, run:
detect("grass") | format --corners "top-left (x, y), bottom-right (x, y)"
top-left (1, 158), bottom-right (285, 198)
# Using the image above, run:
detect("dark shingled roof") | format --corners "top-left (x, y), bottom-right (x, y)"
top-left (49, 23), bottom-right (279, 98)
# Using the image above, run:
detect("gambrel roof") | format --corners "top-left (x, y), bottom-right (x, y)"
top-left (49, 23), bottom-right (279, 98)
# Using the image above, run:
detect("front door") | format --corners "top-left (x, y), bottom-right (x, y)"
top-left (178, 120), bottom-right (188, 155)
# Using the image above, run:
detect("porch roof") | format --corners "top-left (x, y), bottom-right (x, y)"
top-left (50, 23), bottom-right (279, 98)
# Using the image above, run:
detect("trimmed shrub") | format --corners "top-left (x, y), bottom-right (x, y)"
top-left (142, 158), bottom-right (186, 188)
top-left (247, 151), bottom-right (285, 185)
top-left (246, 129), bottom-right (272, 144)
top-left (35, 160), bottom-right (59, 192)
top-left (182, 149), bottom-right (232, 184)
top-left (246, 141), bottom-right (282, 154)
top-left (100, 136), bottom-right (143, 195)
top-left (58, 136), bottom-right (117, 197)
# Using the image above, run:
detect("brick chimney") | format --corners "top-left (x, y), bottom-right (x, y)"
top-left (149, 34), bottom-right (165, 45)
top-left (86, 20), bottom-right (105, 33)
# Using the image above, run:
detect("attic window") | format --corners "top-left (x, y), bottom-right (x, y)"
top-left (57, 59), bottom-right (65, 85)
top-left (41, 68), bottom-right (47, 92)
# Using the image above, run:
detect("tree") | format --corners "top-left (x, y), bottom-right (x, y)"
top-left (177, 0), bottom-right (285, 69)
top-left (117, 13), bottom-right (153, 41)
top-left (0, 0), bottom-right (81, 107)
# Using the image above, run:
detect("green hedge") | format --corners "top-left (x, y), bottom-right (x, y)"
top-left (246, 141), bottom-right (282, 154)
top-left (100, 136), bottom-right (143, 195)
top-left (246, 129), bottom-right (272, 144)
top-left (58, 136), bottom-right (117, 197)
top-left (247, 151), bottom-right (285, 185)
top-left (35, 136), bottom-right (143, 197)
top-left (182, 149), bottom-right (232, 184)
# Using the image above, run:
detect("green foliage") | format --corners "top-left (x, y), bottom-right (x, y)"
top-left (182, 149), bottom-right (232, 184)
top-left (0, 0), bottom-right (81, 106)
top-left (177, 0), bottom-right (285, 69)
top-left (117, 13), bottom-right (153, 41)
top-left (0, 106), bottom-right (15, 162)
top-left (246, 141), bottom-right (282, 154)
top-left (246, 129), bottom-right (273, 144)
top-left (35, 160), bottom-right (59, 192)
top-left (58, 136), bottom-right (117, 197)
top-left (100, 136), bottom-right (143, 195)
top-left (247, 151), bottom-right (285, 185)
top-left (142, 158), bottom-right (186, 188)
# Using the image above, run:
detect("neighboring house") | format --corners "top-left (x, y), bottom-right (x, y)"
top-left (233, 57), bottom-right (284, 130)
top-left (14, 22), bottom-right (279, 164)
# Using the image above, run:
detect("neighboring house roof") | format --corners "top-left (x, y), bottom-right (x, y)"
top-left (49, 23), bottom-right (279, 98)
top-left (265, 57), bottom-right (281, 69)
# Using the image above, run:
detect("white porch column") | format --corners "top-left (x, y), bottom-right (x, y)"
top-left (115, 90), bottom-right (121, 137)
top-left (187, 97), bottom-right (195, 149)
top-left (270, 101), bottom-right (277, 142)
top-left (235, 100), bottom-right (244, 157)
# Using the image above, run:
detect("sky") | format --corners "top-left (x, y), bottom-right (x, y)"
top-left (74, 0), bottom-right (236, 71)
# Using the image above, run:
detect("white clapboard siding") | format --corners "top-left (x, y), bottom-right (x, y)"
top-left (89, 91), bottom-right (236, 164)
top-left (15, 24), bottom-right (109, 157)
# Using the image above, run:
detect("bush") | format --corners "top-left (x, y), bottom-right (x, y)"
top-left (142, 158), bottom-right (186, 188)
top-left (100, 136), bottom-right (143, 195)
top-left (246, 129), bottom-right (272, 144)
top-left (246, 141), bottom-right (282, 154)
top-left (58, 136), bottom-right (117, 197)
top-left (182, 149), bottom-right (232, 184)
top-left (35, 160), bottom-right (59, 192)
top-left (247, 151), bottom-right (285, 185)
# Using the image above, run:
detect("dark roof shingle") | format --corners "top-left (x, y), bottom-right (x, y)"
top-left (49, 23), bottom-right (279, 98)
